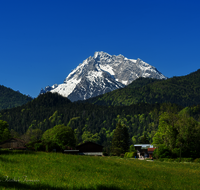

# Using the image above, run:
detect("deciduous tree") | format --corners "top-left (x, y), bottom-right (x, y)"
top-left (152, 112), bottom-right (200, 158)
top-left (42, 117), bottom-right (79, 151)
top-left (81, 131), bottom-right (100, 144)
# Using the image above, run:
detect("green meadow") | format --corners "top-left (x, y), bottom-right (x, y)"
top-left (0, 150), bottom-right (200, 190)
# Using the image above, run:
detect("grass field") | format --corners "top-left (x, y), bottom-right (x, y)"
top-left (0, 150), bottom-right (200, 190)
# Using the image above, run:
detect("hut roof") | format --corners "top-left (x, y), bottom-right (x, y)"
top-left (0, 138), bottom-right (25, 144)
top-left (76, 141), bottom-right (103, 148)
top-left (148, 148), bottom-right (156, 152)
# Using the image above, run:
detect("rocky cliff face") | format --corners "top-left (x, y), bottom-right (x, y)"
top-left (40, 51), bottom-right (167, 101)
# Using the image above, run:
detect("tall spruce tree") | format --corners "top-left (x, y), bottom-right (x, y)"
top-left (111, 121), bottom-right (130, 156)
top-left (139, 133), bottom-right (150, 144)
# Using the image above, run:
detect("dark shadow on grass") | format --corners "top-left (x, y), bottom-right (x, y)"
top-left (0, 176), bottom-right (121, 190)
top-left (0, 156), bottom-right (19, 163)
top-left (0, 150), bottom-right (36, 163)
top-left (0, 149), bottom-right (36, 155)
top-left (0, 183), bottom-right (122, 190)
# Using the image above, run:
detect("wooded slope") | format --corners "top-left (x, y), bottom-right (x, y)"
top-left (0, 85), bottom-right (32, 110)
top-left (84, 69), bottom-right (200, 107)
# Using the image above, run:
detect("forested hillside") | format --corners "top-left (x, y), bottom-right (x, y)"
top-left (0, 92), bottom-right (193, 149)
top-left (0, 85), bottom-right (32, 110)
top-left (0, 91), bottom-right (200, 152)
top-left (84, 69), bottom-right (200, 107)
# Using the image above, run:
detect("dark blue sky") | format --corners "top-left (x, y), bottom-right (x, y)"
top-left (1, 0), bottom-right (200, 97)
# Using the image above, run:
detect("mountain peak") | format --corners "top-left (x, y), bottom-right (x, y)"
top-left (93, 51), bottom-right (111, 59)
top-left (41, 52), bottom-right (167, 101)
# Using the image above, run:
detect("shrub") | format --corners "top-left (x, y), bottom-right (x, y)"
top-left (124, 152), bottom-right (129, 158)
top-left (111, 147), bottom-right (123, 156)
top-left (181, 158), bottom-right (194, 162)
top-left (160, 158), bottom-right (168, 162)
top-left (153, 145), bottom-right (172, 159)
top-left (129, 145), bottom-right (135, 152)
top-left (159, 158), bottom-right (164, 162)
top-left (174, 158), bottom-right (180, 162)
top-left (46, 145), bottom-right (49, 152)
top-left (167, 158), bottom-right (174, 162)
top-left (110, 153), bottom-right (117, 156)
top-left (34, 143), bottom-right (45, 151)
top-left (129, 152), bottom-right (135, 158)
top-left (124, 152), bottom-right (137, 158)
top-left (103, 152), bottom-right (109, 156)
top-left (162, 158), bottom-right (175, 162)
top-left (194, 158), bottom-right (200, 163)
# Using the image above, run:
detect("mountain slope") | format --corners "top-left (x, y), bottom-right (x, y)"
top-left (83, 69), bottom-right (200, 107)
top-left (41, 51), bottom-right (166, 101)
top-left (0, 85), bottom-right (33, 110)
top-left (0, 91), bottom-right (185, 146)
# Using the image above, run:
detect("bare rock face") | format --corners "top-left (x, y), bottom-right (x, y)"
top-left (40, 51), bottom-right (166, 101)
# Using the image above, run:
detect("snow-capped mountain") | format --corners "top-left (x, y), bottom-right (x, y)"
top-left (40, 51), bottom-right (167, 101)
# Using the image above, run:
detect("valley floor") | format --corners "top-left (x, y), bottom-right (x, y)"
top-left (0, 150), bottom-right (200, 190)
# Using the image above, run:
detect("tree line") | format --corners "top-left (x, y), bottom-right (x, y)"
top-left (0, 92), bottom-right (200, 158)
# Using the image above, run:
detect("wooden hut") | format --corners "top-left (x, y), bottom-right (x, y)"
top-left (75, 141), bottom-right (104, 156)
top-left (0, 138), bottom-right (26, 150)
top-left (63, 142), bottom-right (104, 156)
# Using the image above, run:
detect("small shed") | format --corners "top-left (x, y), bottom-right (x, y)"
top-left (0, 138), bottom-right (26, 149)
top-left (76, 141), bottom-right (104, 156)
top-left (148, 148), bottom-right (156, 158)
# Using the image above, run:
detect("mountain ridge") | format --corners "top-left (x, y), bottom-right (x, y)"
top-left (40, 51), bottom-right (167, 101)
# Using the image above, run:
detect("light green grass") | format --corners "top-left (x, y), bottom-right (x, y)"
top-left (0, 150), bottom-right (200, 189)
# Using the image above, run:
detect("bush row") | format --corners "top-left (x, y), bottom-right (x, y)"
top-left (158, 158), bottom-right (200, 163)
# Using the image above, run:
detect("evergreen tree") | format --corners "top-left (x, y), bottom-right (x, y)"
top-left (0, 120), bottom-right (11, 142)
top-left (111, 121), bottom-right (130, 156)
top-left (139, 134), bottom-right (150, 144)
top-left (10, 129), bottom-right (20, 139)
